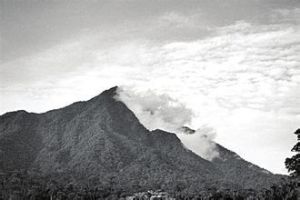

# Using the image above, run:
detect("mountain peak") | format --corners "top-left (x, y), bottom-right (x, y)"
top-left (89, 86), bottom-right (119, 103)
top-left (100, 86), bottom-right (119, 97)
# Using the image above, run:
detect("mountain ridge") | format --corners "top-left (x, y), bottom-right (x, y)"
top-left (0, 86), bottom-right (283, 191)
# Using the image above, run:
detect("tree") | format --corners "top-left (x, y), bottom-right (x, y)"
top-left (285, 129), bottom-right (300, 177)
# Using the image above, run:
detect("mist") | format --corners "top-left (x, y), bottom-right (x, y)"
top-left (177, 126), bottom-right (219, 161)
top-left (115, 86), bottom-right (219, 161)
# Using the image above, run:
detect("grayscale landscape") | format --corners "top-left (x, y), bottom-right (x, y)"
top-left (0, 0), bottom-right (299, 199)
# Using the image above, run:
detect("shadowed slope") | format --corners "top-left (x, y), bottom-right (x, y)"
top-left (0, 86), bottom-right (282, 190)
top-left (0, 87), bottom-right (221, 189)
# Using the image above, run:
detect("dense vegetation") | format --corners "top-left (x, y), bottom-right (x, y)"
top-left (0, 87), bottom-right (282, 193)
top-left (0, 89), bottom-right (299, 199)
top-left (285, 129), bottom-right (300, 178)
top-left (0, 169), bottom-right (298, 200)
top-left (1, 128), bottom-right (299, 199)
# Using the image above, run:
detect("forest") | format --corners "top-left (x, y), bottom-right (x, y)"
top-left (0, 129), bottom-right (299, 200)
top-left (0, 169), bottom-right (298, 200)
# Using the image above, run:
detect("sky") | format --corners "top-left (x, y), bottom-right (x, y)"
top-left (1, 0), bottom-right (300, 174)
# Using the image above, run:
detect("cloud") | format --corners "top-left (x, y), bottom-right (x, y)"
top-left (177, 126), bottom-right (219, 161)
top-left (115, 86), bottom-right (219, 161)
top-left (1, 8), bottom-right (299, 173)
top-left (115, 86), bottom-right (193, 132)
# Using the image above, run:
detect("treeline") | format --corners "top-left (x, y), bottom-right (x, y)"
top-left (0, 170), bottom-right (126, 200)
top-left (171, 181), bottom-right (299, 200)
top-left (0, 170), bottom-right (299, 200)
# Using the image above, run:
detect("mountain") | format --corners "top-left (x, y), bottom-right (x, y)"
top-left (0, 86), bottom-right (282, 191)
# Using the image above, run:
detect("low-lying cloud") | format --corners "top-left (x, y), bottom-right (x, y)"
top-left (177, 126), bottom-right (219, 161)
top-left (115, 86), bottom-right (219, 161)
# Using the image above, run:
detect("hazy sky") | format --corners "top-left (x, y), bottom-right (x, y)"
top-left (1, 0), bottom-right (300, 174)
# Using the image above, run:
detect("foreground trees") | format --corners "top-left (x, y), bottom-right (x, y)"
top-left (0, 170), bottom-right (299, 200)
top-left (285, 128), bottom-right (300, 178)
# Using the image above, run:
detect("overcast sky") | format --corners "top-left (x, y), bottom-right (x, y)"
top-left (1, 0), bottom-right (300, 174)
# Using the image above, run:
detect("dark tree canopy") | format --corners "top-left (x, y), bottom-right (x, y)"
top-left (285, 129), bottom-right (300, 177)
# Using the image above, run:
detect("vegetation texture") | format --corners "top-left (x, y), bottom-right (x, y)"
top-left (285, 129), bottom-right (300, 178)
top-left (0, 86), bottom-right (293, 199)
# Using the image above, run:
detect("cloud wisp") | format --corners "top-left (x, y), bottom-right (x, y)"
top-left (177, 126), bottom-right (219, 161)
top-left (115, 86), bottom-right (219, 161)
top-left (115, 86), bottom-right (193, 132)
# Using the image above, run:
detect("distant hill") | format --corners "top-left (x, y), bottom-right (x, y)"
top-left (0, 86), bottom-right (283, 191)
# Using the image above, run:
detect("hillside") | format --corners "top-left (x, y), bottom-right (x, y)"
top-left (0, 86), bottom-right (282, 191)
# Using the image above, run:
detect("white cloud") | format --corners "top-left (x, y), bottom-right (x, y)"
top-left (115, 86), bottom-right (219, 161)
top-left (115, 86), bottom-right (193, 132)
top-left (177, 126), bottom-right (219, 161)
